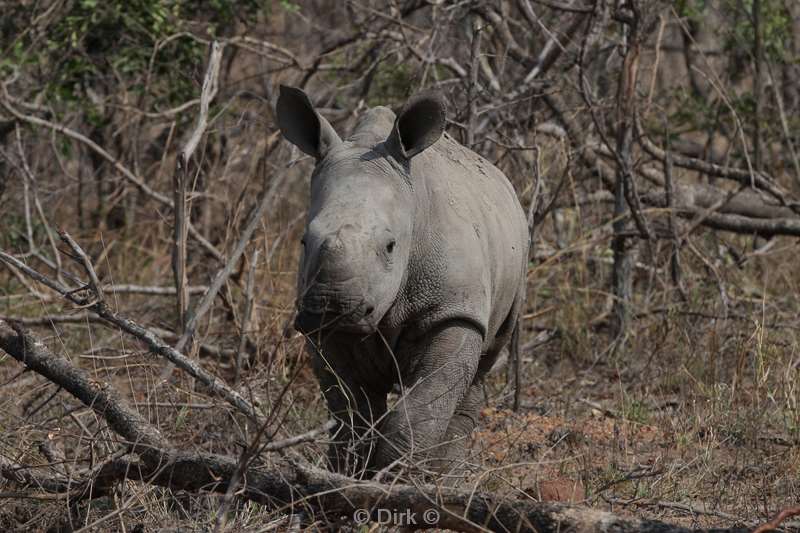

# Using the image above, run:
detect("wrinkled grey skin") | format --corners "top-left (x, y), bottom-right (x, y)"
top-left (276, 85), bottom-right (529, 476)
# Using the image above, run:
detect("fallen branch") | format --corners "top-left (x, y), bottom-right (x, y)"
top-left (0, 321), bottom-right (166, 453)
top-left (678, 208), bottom-right (800, 238)
top-left (635, 188), bottom-right (800, 238)
top-left (0, 455), bottom-right (76, 496)
top-left (0, 319), bottom-right (752, 533)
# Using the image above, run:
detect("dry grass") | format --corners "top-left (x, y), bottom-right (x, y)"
top-left (2, 186), bottom-right (799, 531)
top-left (1, 57), bottom-right (800, 532)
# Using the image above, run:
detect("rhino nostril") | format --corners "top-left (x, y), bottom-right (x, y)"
top-left (364, 305), bottom-right (375, 316)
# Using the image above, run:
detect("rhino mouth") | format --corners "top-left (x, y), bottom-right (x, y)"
top-left (295, 311), bottom-right (377, 335)
top-left (295, 300), bottom-right (378, 335)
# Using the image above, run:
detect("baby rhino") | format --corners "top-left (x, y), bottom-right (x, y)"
top-left (277, 85), bottom-right (529, 475)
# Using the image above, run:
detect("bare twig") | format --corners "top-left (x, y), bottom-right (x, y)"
top-left (0, 247), bottom-right (261, 422)
top-left (752, 0), bottom-right (763, 171)
top-left (154, 154), bottom-right (286, 388)
top-left (103, 284), bottom-right (209, 296)
top-left (262, 419), bottom-right (336, 452)
top-left (637, 120), bottom-right (797, 211)
top-left (181, 41), bottom-right (223, 163)
top-left (0, 311), bottom-right (238, 359)
top-left (173, 41), bottom-right (224, 334)
top-left (0, 94), bottom-right (224, 262)
top-left (765, 61), bottom-right (800, 185)
top-left (172, 154), bottom-right (189, 330)
top-left (234, 248), bottom-right (258, 386)
top-left (15, 123), bottom-right (63, 279)
top-left (466, 18), bottom-right (482, 148)
top-left (58, 231), bottom-right (104, 303)
top-left (663, 121), bottom-right (687, 301)
top-left (176, 169), bottom-right (285, 353)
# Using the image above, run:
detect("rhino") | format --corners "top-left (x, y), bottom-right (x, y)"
top-left (276, 85), bottom-right (529, 475)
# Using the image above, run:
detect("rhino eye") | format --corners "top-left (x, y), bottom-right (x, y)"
top-left (386, 240), bottom-right (396, 254)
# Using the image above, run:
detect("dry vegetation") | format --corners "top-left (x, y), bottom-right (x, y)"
top-left (1, 0), bottom-right (800, 531)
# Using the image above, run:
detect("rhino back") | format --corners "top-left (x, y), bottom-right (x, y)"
top-left (403, 134), bottom-right (528, 348)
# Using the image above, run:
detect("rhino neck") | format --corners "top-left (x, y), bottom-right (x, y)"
top-left (377, 153), bottom-right (440, 334)
top-left (410, 161), bottom-right (434, 245)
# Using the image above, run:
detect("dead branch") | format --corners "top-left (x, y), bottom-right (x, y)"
top-left (544, 92), bottom-right (800, 238)
top-left (172, 41), bottom-right (224, 336)
top-left (466, 18), bottom-right (481, 148)
top-left (637, 121), bottom-right (799, 212)
top-left (676, 208), bottom-right (800, 238)
top-left (262, 419), bottom-right (336, 452)
top-left (172, 147), bottom-right (189, 331)
top-left (0, 319), bottom-right (751, 533)
top-left (517, 0), bottom-right (589, 84)
top-left (0, 321), bottom-right (166, 453)
top-left (472, 6), bottom-right (534, 69)
top-left (610, 0), bottom-right (647, 339)
top-left (234, 248), bottom-right (258, 385)
top-left (0, 94), bottom-right (224, 262)
top-left (13, 124), bottom-right (63, 282)
top-left (0, 311), bottom-right (240, 360)
top-left (181, 41), bottom-right (223, 163)
top-left (102, 284), bottom-right (209, 295)
top-left (663, 127), bottom-right (688, 301)
top-left (0, 245), bottom-right (261, 422)
top-left (527, 0), bottom-right (594, 15)
top-left (173, 162), bottom-right (287, 352)
top-left (59, 230), bottom-right (104, 302)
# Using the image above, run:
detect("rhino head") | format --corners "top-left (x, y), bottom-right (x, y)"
top-left (276, 85), bottom-right (446, 335)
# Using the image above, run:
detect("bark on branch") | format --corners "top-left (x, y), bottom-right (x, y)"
top-left (543, 93), bottom-right (800, 238)
top-left (637, 121), bottom-right (799, 213)
top-left (0, 319), bottom-right (753, 533)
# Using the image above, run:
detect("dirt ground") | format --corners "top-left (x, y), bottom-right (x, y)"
top-left (2, 266), bottom-right (799, 532)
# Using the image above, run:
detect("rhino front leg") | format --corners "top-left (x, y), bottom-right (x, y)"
top-left (311, 347), bottom-right (387, 476)
top-left (436, 382), bottom-right (483, 473)
top-left (371, 320), bottom-right (482, 472)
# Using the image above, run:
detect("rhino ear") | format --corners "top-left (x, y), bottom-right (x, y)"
top-left (387, 90), bottom-right (446, 160)
top-left (276, 85), bottom-right (341, 159)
